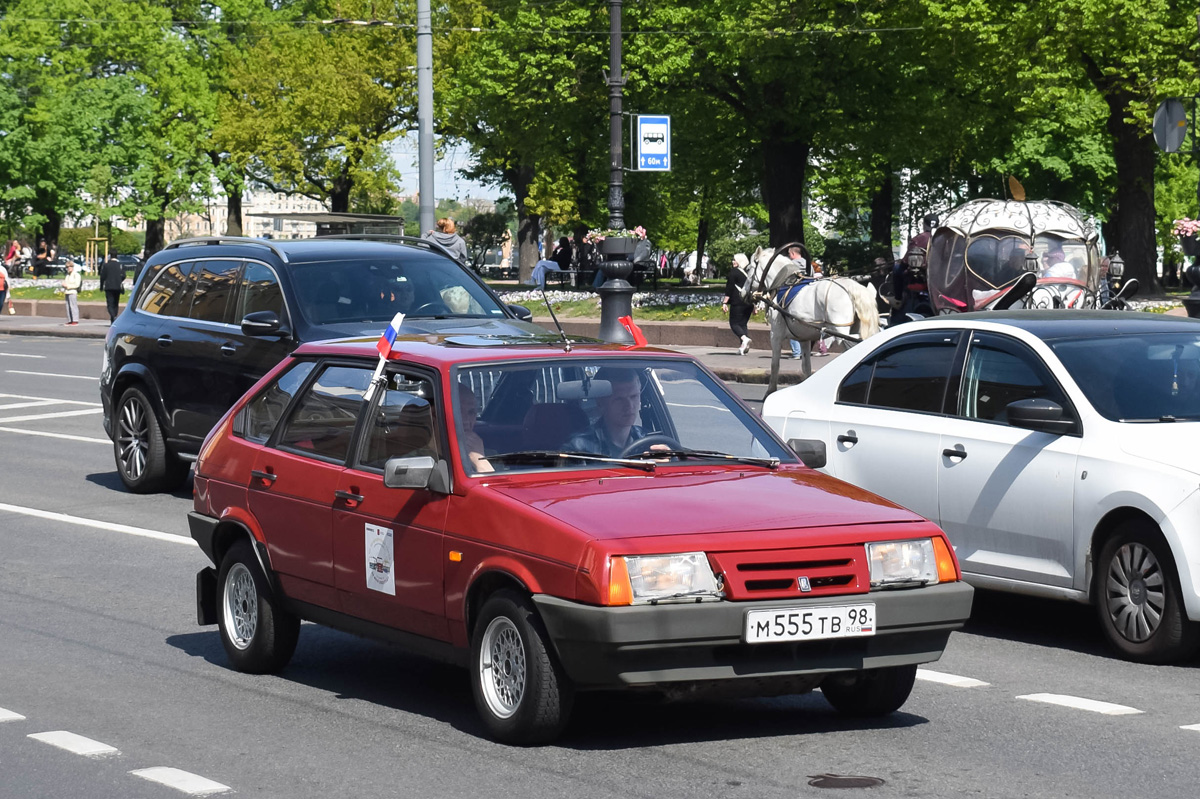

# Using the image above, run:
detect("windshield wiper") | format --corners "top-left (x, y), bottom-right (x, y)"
top-left (624, 448), bottom-right (780, 468)
top-left (487, 450), bottom-right (656, 472)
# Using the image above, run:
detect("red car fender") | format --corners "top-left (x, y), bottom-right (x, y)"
top-left (218, 505), bottom-right (266, 546)
top-left (449, 555), bottom-right (543, 646)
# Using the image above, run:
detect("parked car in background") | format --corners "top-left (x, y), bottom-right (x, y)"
top-left (763, 310), bottom-right (1200, 663)
top-left (100, 236), bottom-right (540, 494)
top-left (189, 337), bottom-right (972, 743)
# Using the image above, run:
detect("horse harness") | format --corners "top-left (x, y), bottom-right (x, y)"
top-left (757, 275), bottom-right (863, 345)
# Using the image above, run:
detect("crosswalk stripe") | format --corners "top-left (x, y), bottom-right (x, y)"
top-left (916, 669), bottom-right (989, 688)
top-left (0, 426), bottom-right (109, 444)
top-left (28, 731), bottom-right (119, 757)
top-left (0, 502), bottom-right (195, 546)
top-left (1017, 693), bottom-right (1142, 715)
top-left (130, 767), bottom-right (232, 796)
top-left (5, 370), bottom-right (99, 381)
top-left (0, 392), bottom-right (101, 406)
top-left (0, 408), bottom-right (103, 423)
top-left (0, 707), bottom-right (26, 723)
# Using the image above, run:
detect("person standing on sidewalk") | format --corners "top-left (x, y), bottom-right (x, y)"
top-left (99, 254), bottom-right (125, 322)
top-left (61, 261), bottom-right (81, 325)
top-left (722, 253), bottom-right (754, 355)
top-left (0, 258), bottom-right (9, 316)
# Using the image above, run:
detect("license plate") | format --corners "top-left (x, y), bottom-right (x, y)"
top-left (744, 604), bottom-right (876, 644)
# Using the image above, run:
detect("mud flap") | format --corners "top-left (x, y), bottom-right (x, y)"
top-left (196, 567), bottom-right (218, 626)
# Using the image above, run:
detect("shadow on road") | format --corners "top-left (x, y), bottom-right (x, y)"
top-left (84, 470), bottom-right (194, 499)
top-left (166, 625), bottom-right (927, 748)
top-left (962, 587), bottom-right (1113, 658)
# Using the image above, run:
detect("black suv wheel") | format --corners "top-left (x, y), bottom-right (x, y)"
top-left (114, 386), bottom-right (190, 493)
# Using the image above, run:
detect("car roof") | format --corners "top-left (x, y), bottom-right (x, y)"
top-left (909, 310), bottom-right (1200, 342)
top-left (293, 335), bottom-right (695, 369)
top-left (149, 236), bottom-right (454, 267)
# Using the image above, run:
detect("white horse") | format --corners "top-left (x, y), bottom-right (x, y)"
top-left (741, 246), bottom-right (881, 394)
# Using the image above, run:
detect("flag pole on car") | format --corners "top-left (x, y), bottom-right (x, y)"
top-left (365, 312), bottom-right (405, 403)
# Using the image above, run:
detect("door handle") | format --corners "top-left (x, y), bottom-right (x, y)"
top-left (334, 489), bottom-right (364, 507)
top-left (156, 335), bottom-right (172, 348)
top-left (220, 343), bottom-right (237, 355)
top-left (942, 447), bottom-right (967, 460)
top-left (837, 433), bottom-right (858, 445)
top-left (250, 469), bottom-right (277, 484)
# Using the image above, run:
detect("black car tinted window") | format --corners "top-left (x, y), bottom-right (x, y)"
top-left (188, 261), bottom-right (241, 324)
top-left (238, 261), bottom-right (285, 320)
top-left (838, 361), bottom-right (873, 404)
top-left (867, 339), bottom-right (957, 413)
top-left (958, 333), bottom-right (1074, 427)
top-left (139, 261), bottom-right (196, 317)
top-left (236, 360), bottom-right (316, 444)
top-left (276, 364), bottom-right (371, 462)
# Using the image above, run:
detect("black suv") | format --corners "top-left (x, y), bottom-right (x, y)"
top-left (101, 236), bottom-right (541, 493)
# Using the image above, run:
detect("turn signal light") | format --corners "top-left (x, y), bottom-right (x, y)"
top-left (933, 537), bottom-right (958, 582)
top-left (607, 557), bottom-right (633, 606)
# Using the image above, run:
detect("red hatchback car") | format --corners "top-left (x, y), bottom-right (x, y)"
top-left (188, 335), bottom-right (973, 743)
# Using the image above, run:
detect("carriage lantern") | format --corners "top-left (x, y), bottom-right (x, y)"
top-left (1108, 252), bottom-right (1125, 279)
top-left (1023, 251), bottom-right (1040, 274)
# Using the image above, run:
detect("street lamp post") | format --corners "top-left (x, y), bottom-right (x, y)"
top-left (596, 0), bottom-right (635, 344)
top-left (416, 0), bottom-right (435, 235)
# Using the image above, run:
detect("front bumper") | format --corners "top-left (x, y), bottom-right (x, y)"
top-left (532, 581), bottom-right (973, 689)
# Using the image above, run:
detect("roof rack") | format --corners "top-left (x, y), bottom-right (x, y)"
top-left (163, 236), bottom-right (291, 263)
top-left (318, 234), bottom-right (457, 262)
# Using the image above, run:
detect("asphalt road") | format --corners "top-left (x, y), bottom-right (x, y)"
top-left (3, 333), bottom-right (1200, 798)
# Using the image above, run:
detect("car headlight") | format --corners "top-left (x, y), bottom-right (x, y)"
top-left (608, 552), bottom-right (721, 605)
top-left (867, 539), bottom-right (947, 588)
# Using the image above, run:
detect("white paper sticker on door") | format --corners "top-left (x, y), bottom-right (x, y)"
top-left (365, 523), bottom-right (395, 595)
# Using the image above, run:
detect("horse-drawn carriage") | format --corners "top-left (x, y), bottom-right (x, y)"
top-left (924, 198), bottom-right (1136, 313)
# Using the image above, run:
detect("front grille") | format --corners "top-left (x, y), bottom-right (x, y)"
top-left (709, 545), bottom-right (868, 600)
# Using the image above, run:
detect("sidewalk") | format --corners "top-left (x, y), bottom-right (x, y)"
top-left (0, 301), bottom-right (831, 384)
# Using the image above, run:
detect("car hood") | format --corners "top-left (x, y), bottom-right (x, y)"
top-left (487, 467), bottom-right (923, 539)
top-left (312, 316), bottom-right (547, 340)
top-left (1118, 423), bottom-right (1200, 476)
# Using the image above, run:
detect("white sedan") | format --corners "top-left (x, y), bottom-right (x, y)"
top-left (763, 310), bottom-right (1200, 663)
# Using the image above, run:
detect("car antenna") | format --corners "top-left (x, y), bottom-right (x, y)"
top-left (540, 286), bottom-right (573, 352)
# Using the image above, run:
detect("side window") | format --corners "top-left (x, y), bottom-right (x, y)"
top-left (235, 360), bottom-right (316, 444)
top-left (188, 261), bottom-right (241, 324)
top-left (838, 361), bottom-right (873, 404)
top-left (138, 261), bottom-right (196, 317)
top-left (238, 261), bottom-right (285, 320)
top-left (958, 335), bottom-right (1068, 424)
top-left (276, 365), bottom-right (371, 462)
top-left (866, 339), bottom-right (958, 413)
top-left (357, 373), bottom-right (438, 471)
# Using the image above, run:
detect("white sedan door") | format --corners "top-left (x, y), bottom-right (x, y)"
top-left (937, 331), bottom-right (1082, 588)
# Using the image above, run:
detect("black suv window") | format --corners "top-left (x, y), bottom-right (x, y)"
top-left (854, 332), bottom-right (961, 413)
top-left (235, 360), bottom-right (317, 444)
top-left (238, 261), bottom-right (285, 320)
top-left (188, 260), bottom-right (241, 324)
top-left (276, 364), bottom-right (371, 462)
top-left (139, 261), bottom-right (196, 317)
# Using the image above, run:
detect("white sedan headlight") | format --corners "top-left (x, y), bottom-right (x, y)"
top-left (620, 552), bottom-right (721, 604)
top-left (867, 539), bottom-right (939, 587)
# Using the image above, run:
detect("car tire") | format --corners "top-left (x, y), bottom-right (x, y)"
top-left (470, 590), bottom-right (573, 745)
top-left (114, 386), bottom-right (190, 494)
top-left (820, 664), bottom-right (917, 717)
top-left (216, 539), bottom-right (299, 674)
top-left (1095, 522), bottom-right (1200, 663)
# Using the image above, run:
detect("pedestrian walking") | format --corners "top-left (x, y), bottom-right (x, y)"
top-left (61, 261), bottom-right (81, 325)
top-left (722, 253), bottom-right (754, 355)
top-left (422, 218), bottom-right (469, 264)
top-left (0, 258), bottom-right (10, 317)
top-left (99, 253), bottom-right (125, 323)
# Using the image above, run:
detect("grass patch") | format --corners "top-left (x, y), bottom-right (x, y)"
top-left (10, 286), bottom-right (109, 302)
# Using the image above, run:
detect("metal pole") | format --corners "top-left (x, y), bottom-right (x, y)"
top-left (417, 0), bottom-right (435, 235)
top-left (607, 0), bottom-right (624, 229)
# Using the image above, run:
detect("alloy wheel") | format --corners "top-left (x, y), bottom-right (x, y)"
top-left (1105, 542), bottom-right (1166, 643)
top-left (479, 617), bottom-right (526, 719)
top-left (223, 562), bottom-right (258, 650)
top-left (117, 396), bottom-right (149, 480)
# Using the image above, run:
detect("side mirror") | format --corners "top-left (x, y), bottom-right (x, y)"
top-left (508, 304), bottom-right (533, 321)
top-left (383, 455), bottom-right (450, 494)
top-left (1006, 398), bottom-right (1076, 435)
top-left (241, 310), bottom-right (288, 338)
top-left (788, 438), bottom-right (827, 469)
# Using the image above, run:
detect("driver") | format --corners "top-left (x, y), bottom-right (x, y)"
top-left (563, 368), bottom-right (646, 457)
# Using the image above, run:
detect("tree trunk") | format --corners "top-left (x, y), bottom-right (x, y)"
top-left (330, 173), bottom-right (352, 214)
top-left (225, 187), bottom-right (243, 237)
top-left (1104, 91), bottom-right (1159, 292)
top-left (509, 164), bottom-right (539, 283)
top-left (870, 169), bottom-right (894, 257)
top-left (695, 208), bottom-right (710, 280)
top-left (762, 132), bottom-right (810, 248)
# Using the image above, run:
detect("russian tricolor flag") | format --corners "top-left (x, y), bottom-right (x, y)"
top-left (376, 312), bottom-right (406, 358)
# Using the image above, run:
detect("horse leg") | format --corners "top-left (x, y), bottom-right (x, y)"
top-left (767, 314), bottom-right (784, 396)
top-left (800, 339), bottom-right (812, 380)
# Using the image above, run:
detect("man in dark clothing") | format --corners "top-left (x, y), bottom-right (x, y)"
top-left (99, 255), bottom-right (126, 322)
top-left (550, 237), bottom-right (573, 271)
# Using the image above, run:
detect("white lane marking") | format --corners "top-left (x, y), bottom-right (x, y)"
top-left (130, 767), bottom-right (232, 796)
top-left (1181, 723), bottom-right (1200, 732)
top-left (0, 353), bottom-right (46, 358)
top-left (0, 707), bottom-right (27, 722)
top-left (1017, 693), bottom-right (1142, 715)
top-left (28, 731), bottom-right (119, 757)
top-left (0, 502), bottom-right (196, 547)
top-left (0, 400), bottom-right (60, 410)
top-left (916, 669), bottom-right (990, 688)
top-left (0, 426), bottom-right (109, 444)
top-left (0, 392), bottom-right (101, 406)
top-left (6, 370), bottom-right (99, 381)
top-left (0, 408), bottom-right (103, 423)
